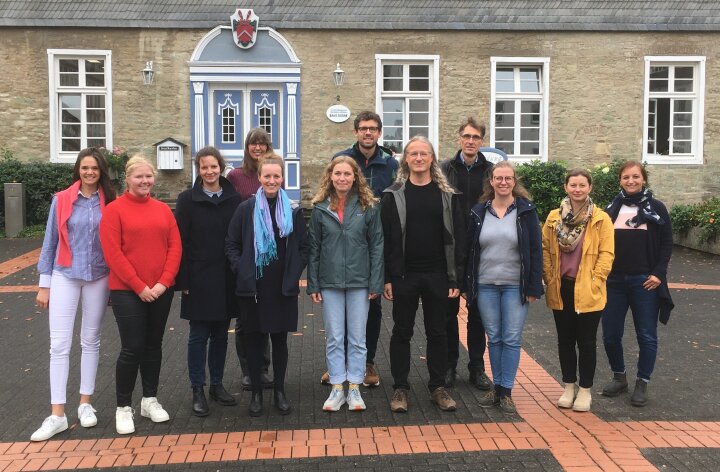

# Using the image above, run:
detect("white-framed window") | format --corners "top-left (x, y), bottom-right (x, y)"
top-left (490, 57), bottom-right (550, 162)
top-left (47, 49), bottom-right (112, 163)
top-left (375, 54), bottom-right (439, 155)
top-left (643, 56), bottom-right (705, 165)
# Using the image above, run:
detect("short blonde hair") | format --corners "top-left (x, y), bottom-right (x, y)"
top-left (125, 154), bottom-right (156, 177)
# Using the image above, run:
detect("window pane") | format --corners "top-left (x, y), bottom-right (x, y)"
top-left (62, 139), bottom-right (81, 152)
top-left (85, 60), bottom-right (104, 73)
top-left (496, 101), bottom-right (515, 114)
top-left (495, 129), bottom-right (514, 142)
top-left (673, 141), bottom-right (692, 153)
top-left (521, 101), bottom-right (540, 114)
top-left (674, 100), bottom-right (692, 113)
top-left (87, 110), bottom-right (106, 122)
top-left (87, 138), bottom-right (106, 148)
top-left (62, 124), bottom-right (81, 138)
top-left (383, 65), bottom-right (402, 91)
top-left (383, 141), bottom-right (402, 155)
top-left (87, 124), bottom-right (105, 138)
top-left (409, 65), bottom-right (429, 78)
top-left (495, 114), bottom-right (514, 127)
top-left (409, 99), bottom-right (428, 112)
top-left (384, 78), bottom-right (402, 91)
top-left (674, 79), bottom-right (693, 92)
top-left (61, 109), bottom-right (81, 123)
top-left (675, 66), bottom-right (693, 79)
top-left (673, 113), bottom-right (692, 126)
top-left (383, 127), bottom-right (403, 141)
top-left (60, 95), bottom-right (81, 109)
top-left (409, 78), bottom-right (429, 91)
top-left (86, 95), bottom-right (105, 108)
top-left (86, 74), bottom-right (105, 87)
top-left (521, 114), bottom-right (540, 126)
top-left (520, 142), bottom-right (540, 155)
top-left (673, 127), bottom-right (692, 140)
top-left (496, 79), bottom-right (514, 93)
top-left (409, 113), bottom-right (428, 126)
top-left (521, 128), bottom-right (540, 141)
top-left (495, 142), bottom-right (514, 155)
top-left (496, 68), bottom-right (514, 80)
top-left (383, 65), bottom-right (402, 78)
top-left (382, 98), bottom-right (403, 113)
top-left (409, 127), bottom-right (428, 137)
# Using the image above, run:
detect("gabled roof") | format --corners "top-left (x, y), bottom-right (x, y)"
top-left (2, 1), bottom-right (719, 32)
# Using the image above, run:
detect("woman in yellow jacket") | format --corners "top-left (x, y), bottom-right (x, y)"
top-left (542, 168), bottom-right (614, 412)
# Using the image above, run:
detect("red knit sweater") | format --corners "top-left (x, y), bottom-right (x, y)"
top-left (99, 192), bottom-right (182, 294)
top-left (226, 168), bottom-right (260, 201)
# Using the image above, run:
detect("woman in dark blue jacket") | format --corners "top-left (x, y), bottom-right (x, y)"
top-left (225, 155), bottom-right (309, 417)
top-left (175, 146), bottom-right (241, 417)
top-left (464, 161), bottom-right (543, 414)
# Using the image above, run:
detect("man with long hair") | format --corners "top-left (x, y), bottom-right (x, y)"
top-left (381, 136), bottom-right (466, 413)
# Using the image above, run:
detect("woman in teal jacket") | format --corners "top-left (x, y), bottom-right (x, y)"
top-left (308, 156), bottom-right (384, 412)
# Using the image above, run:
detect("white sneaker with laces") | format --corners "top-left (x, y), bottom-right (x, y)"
top-left (347, 384), bottom-right (366, 411)
top-left (30, 415), bottom-right (68, 441)
top-left (322, 385), bottom-right (346, 411)
top-left (116, 406), bottom-right (135, 434)
top-left (78, 403), bottom-right (97, 428)
top-left (140, 397), bottom-right (170, 422)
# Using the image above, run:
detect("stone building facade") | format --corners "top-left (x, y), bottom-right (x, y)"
top-left (1, 1), bottom-right (719, 205)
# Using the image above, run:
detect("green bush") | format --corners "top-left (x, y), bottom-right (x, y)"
top-left (671, 198), bottom-right (720, 243)
top-left (0, 151), bottom-right (74, 230)
top-left (515, 160), bottom-right (568, 222)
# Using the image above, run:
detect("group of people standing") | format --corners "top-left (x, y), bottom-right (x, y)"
top-left (30, 110), bottom-right (673, 442)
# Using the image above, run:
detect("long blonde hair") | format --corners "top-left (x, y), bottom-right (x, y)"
top-left (312, 156), bottom-right (377, 211)
top-left (396, 136), bottom-right (454, 193)
top-left (479, 161), bottom-right (531, 202)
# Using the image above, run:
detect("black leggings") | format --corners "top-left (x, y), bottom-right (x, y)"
top-left (243, 331), bottom-right (288, 393)
top-left (552, 278), bottom-right (602, 388)
top-left (111, 290), bottom-right (174, 407)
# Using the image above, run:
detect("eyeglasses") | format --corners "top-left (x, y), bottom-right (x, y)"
top-left (493, 176), bottom-right (515, 182)
top-left (461, 133), bottom-right (483, 141)
top-left (407, 151), bottom-right (432, 158)
top-left (357, 126), bottom-right (379, 133)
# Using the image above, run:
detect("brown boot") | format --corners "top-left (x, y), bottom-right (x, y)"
top-left (390, 388), bottom-right (408, 413)
top-left (430, 387), bottom-right (457, 411)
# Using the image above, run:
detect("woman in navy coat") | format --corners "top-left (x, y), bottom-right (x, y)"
top-left (175, 146), bottom-right (241, 416)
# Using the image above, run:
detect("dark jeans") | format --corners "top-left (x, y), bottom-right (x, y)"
top-left (552, 278), bottom-right (602, 388)
top-left (602, 273), bottom-right (659, 381)
top-left (111, 289), bottom-right (174, 407)
top-left (446, 296), bottom-right (486, 371)
top-left (235, 318), bottom-right (270, 375)
top-left (243, 331), bottom-right (288, 393)
top-left (365, 296), bottom-right (382, 364)
top-left (389, 272), bottom-right (449, 392)
top-left (188, 319), bottom-right (231, 388)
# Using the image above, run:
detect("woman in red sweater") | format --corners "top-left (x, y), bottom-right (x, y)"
top-left (100, 155), bottom-right (181, 435)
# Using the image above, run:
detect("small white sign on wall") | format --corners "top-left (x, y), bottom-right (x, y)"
top-left (326, 104), bottom-right (351, 123)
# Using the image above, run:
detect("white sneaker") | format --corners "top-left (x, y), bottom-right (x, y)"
top-left (347, 384), bottom-right (366, 411)
top-left (78, 403), bottom-right (97, 428)
top-left (116, 407), bottom-right (135, 435)
top-left (322, 385), bottom-right (346, 411)
top-left (30, 415), bottom-right (68, 441)
top-left (140, 397), bottom-right (170, 423)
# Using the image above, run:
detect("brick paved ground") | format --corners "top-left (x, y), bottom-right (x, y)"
top-left (0, 239), bottom-right (718, 471)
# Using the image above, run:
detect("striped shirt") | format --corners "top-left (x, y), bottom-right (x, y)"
top-left (37, 191), bottom-right (108, 287)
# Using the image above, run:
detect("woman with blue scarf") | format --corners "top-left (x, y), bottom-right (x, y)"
top-left (226, 155), bottom-right (309, 417)
top-left (601, 161), bottom-right (673, 407)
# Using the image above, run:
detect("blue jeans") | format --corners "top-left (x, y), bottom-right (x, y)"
top-left (476, 284), bottom-right (528, 390)
top-left (188, 319), bottom-right (231, 388)
top-left (321, 288), bottom-right (369, 385)
top-left (602, 273), bottom-right (659, 381)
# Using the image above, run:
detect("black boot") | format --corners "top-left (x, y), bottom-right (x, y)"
top-left (601, 372), bottom-right (629, 397)
top-left (630, 379), bottom-right (648, 407)
top-left (273, 388), bottom-right (292, 415)
top-left (248, 391), bottom-right (263, 417)
top-left (469, 369), bottom-right (493, 391)
top-left (192, 387), bottom-right (209, 417)
top-left (209, 384), bottom-right (237, 406)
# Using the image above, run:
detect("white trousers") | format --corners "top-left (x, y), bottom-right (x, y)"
top-left (48, 272), bottom-right (109, 404)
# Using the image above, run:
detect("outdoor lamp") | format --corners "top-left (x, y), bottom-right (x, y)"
top-left (333, 63), bottom-right (345, 87)
top-left (142, 61), bottom-right (155, 86)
